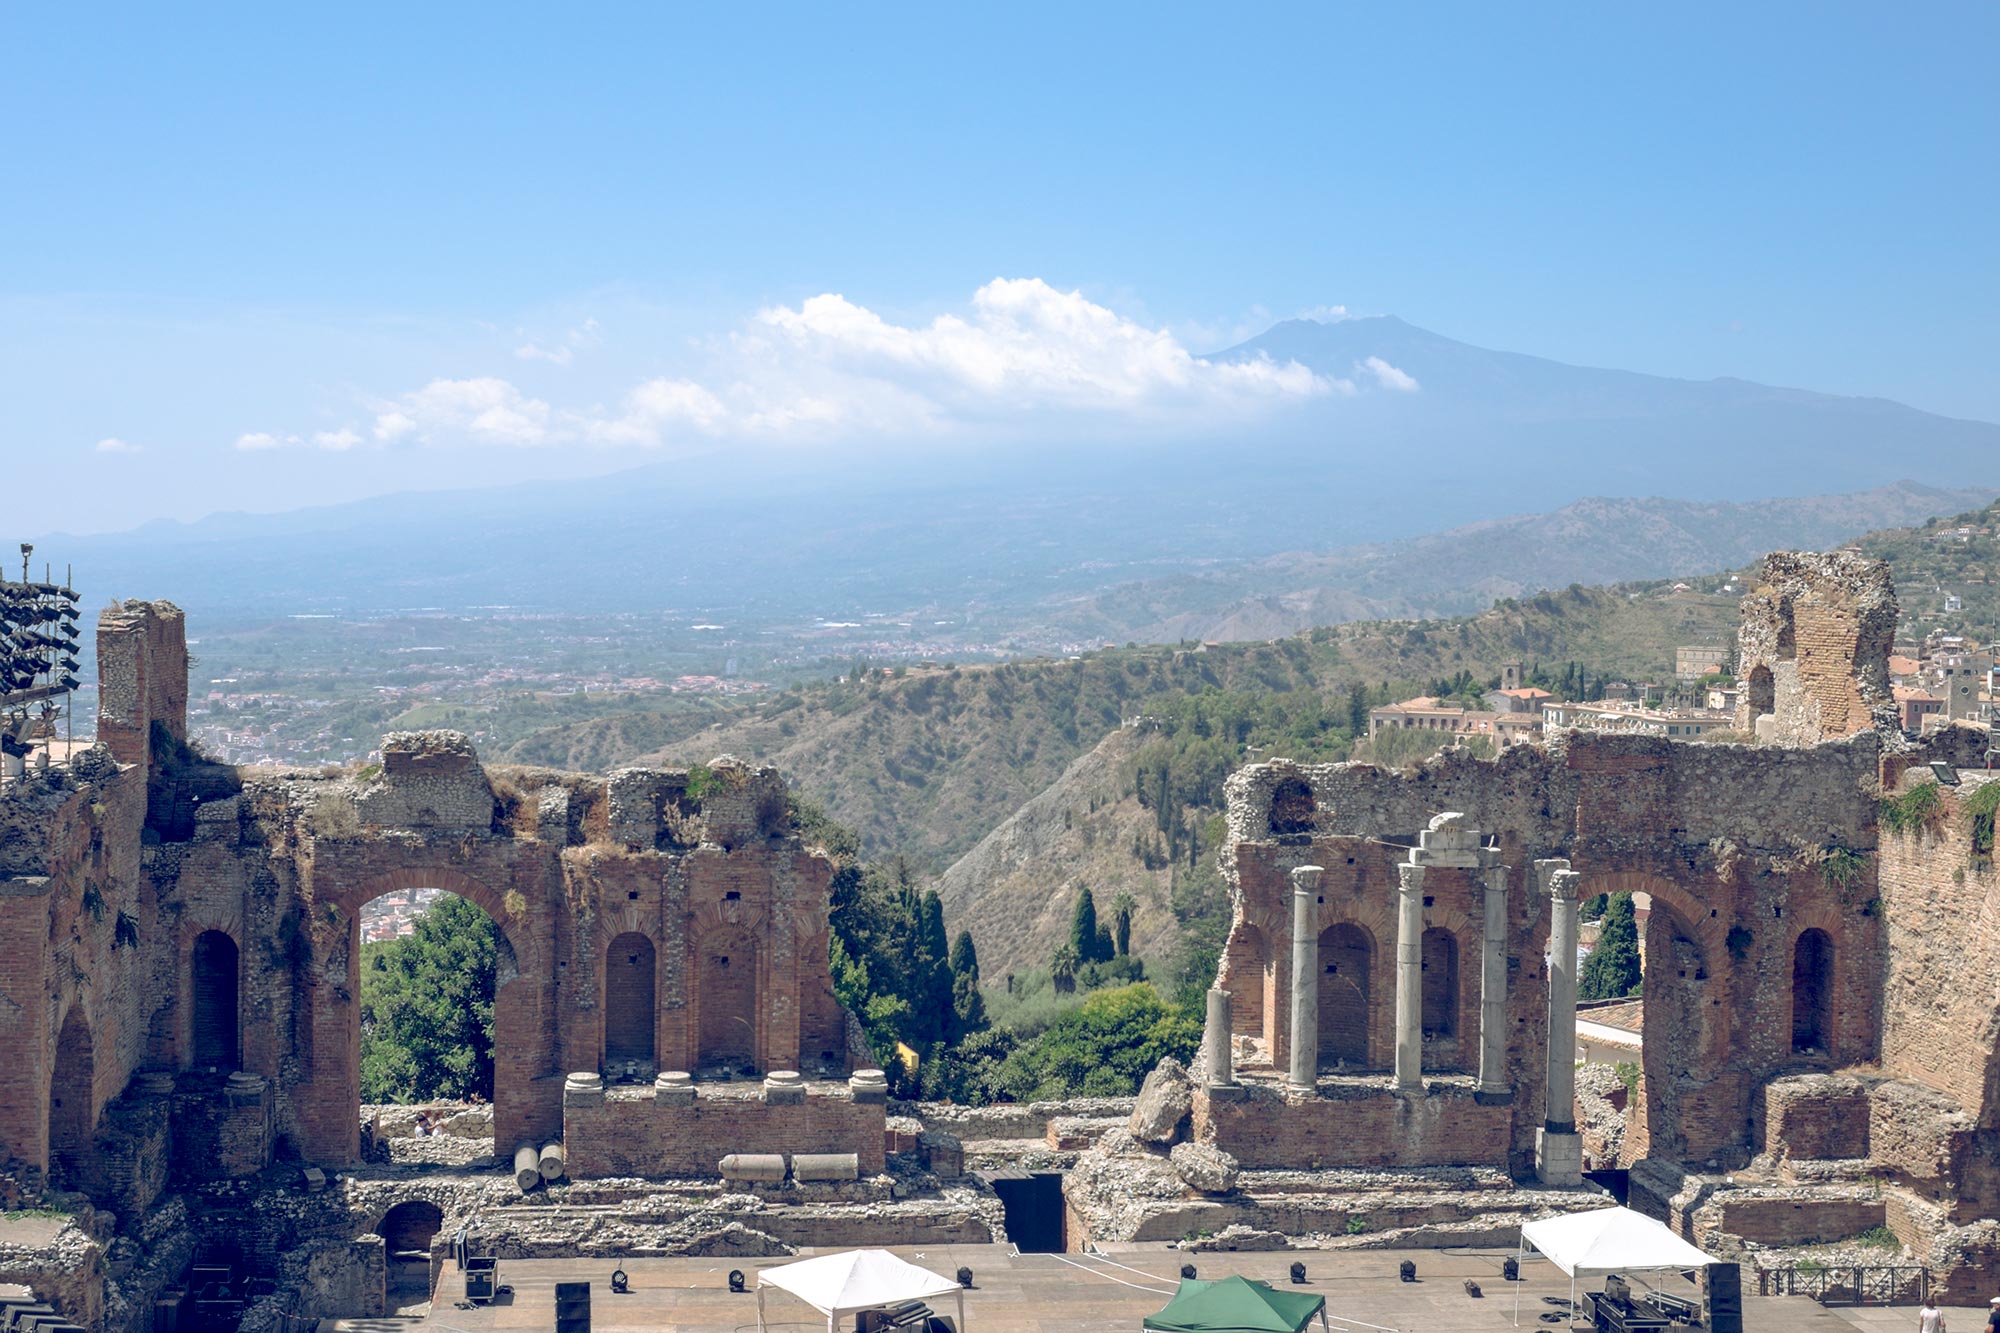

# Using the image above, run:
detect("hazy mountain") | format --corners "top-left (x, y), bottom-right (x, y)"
top-left (35, 319), bottom-right (1997, 637)
top-left (1045, 481), bottom-right (1998, 643)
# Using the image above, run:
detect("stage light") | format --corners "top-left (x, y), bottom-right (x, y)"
top-left (727, 1270), bottom-right (747, 1293)
top-left (609, 1269), bottom-right (628, 1294)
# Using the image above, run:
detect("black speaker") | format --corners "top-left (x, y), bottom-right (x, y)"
top-left (1704, 1262), bottom-right (1741, 1333)
top-left (555, 1280), bottom-right (591, 1333)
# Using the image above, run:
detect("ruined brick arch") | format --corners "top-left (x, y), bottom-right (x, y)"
top-left (1747, 665), bottom-right (1776, 720)
top-left (174, 910), bottom-right (246, 1074)
top-left (48, 1002), bottom-right (96, 1185)
top-left (1574, 869), bottom-right (1729, 968)
top-left (331, 865), bottom-right (539, 974)
top-left (1269, 777), bottom-right (1316, 837)
top-left (1790, 926), bottom-right (1835, 1056)
top-left (603, 931), bottom-right (657, 1069)
top-left (1317, 922), bottom-right (1375, 1068)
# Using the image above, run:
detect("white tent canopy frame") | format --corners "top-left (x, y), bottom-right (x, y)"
top-left (1513, 1206), bottom-right (1717, 1327)
top-left (756, 1249), bottom-right (967, 1333)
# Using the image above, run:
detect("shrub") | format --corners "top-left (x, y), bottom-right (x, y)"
top-left (1880, 782), bottom-right (1946, 836)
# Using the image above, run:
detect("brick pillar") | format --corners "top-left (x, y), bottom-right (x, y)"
top-left (1537, 858), bottom-right (1583, 1185)
top-left (1287, 866), bottom-right (1322, 1093)
top-left (1394, 862), bottom-right (1425, 1091)
top-left (1479, 863), bottom-right (1511, 1097)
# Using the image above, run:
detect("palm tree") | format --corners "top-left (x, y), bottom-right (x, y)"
top-left (1051, 943), bottom-right (1080, 995)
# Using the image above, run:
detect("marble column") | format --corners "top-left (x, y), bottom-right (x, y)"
top-left (1203, 988), bottom-right (1234, 1088)
top-left (1288, 865), bottom-right (1323, 1092)
top-left (1478, 862), bottom-right (1510, 1097)
top-left (1536, 858), bottom-right (1584, 1185)
top-left (1394, 862), bottom-right (1426, 1091)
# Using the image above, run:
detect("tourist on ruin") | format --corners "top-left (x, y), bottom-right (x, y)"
top-left (1917, 1295), bottom-right (1945, 1332)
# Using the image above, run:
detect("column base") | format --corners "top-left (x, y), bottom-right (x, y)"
top-left (1535, 1128), bottom-right (1584, 1186)
top-left (1473, 1087), bottom-right (1514, 1107)
top-left (1205, 1083), bottom-right (1246, 1102)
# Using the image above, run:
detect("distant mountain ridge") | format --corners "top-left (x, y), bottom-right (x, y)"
top-left (1047, 481), bottom-right (1998, 643)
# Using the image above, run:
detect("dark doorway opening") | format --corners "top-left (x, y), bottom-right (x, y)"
top-left (376, 1199), bottom-right (445, 1306)
top-left (988, 1171), bottom-right (1065, 1253)
top-left (1584, 1168), bottom-right (1630, 1205)
top-left (191, 930), bottom-right (241, 1071)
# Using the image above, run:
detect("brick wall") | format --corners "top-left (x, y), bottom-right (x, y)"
top-left (562, 1083), bottom-right (886, 1177)
top-left (1196, 1082), bottom-right (1512, 1169)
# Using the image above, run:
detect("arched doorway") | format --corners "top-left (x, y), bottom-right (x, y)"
top-left (1318, 923), bottom-right (1372, 1068)
top-left (1792, 928), bottom-right (1833, 1055)
top-left (375, 1199), bottom-right (444, 1306)
top-left (1748, 665), bottom-right (1775, 720)
top-left (604, 932), bottom-right (656, 1072)
top-left (49, 1007), bottom-right (94, 1184)
top-left (191, 930), bottom-right (241, 1071)
top-left (697, 927), bottom-right (758, 1075)
top-left (1421, 928), bottom-right (1459, 1038)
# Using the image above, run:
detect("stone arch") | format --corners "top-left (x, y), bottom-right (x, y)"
top-left (694, 924), bottom-right (760, 1075)
top-left (1317, 922), bottom-right (1373, 1068)
top-left (1269, 778), bottom-right (1316, 838)
top-left (190, 930), bottom-right (241, 1071)
top-left (297, 863), bottom-right (545, 1165)
top-left (374, 1199), bottom-right (445, 1303)
top-left (1791, 927), bottom-right (1834, 1055)
top-left (1748, 665), bottom-right (1775, 720)
top-left (49, 1005), bottom-right (95, 1184)
top-left (604, 932), bottom-right (656, 1071)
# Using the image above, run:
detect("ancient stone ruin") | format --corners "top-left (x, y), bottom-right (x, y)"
top-left (3, 552), bottom-right (1997, 1326)
top-left (1067, 553), bottom-right (2000, 1299)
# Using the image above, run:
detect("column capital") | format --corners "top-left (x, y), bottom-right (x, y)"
top-left (1397, 861), bottom-right (1426, 893)
top-left (1289, 864), bottom-right (1324, 892)
top-left (1535, 858), bottom-right (1578, 903)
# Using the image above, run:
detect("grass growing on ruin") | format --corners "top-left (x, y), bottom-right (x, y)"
top-left (1853, 1225), bottom-right (1901, 1251)
top-left (1879, 781), bottom-right (1946, 836)
top-left (1817, 845), bottom-right (1868, 890)
top-left (1966, 781), bottom-right (2000, 864)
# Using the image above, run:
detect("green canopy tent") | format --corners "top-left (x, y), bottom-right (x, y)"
top-left (1144, 1276), bottom-right (1331, 1333)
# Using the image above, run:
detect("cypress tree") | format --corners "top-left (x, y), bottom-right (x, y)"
top-left (1070, 886), bottom-right (1107, 963)
top-left (1578, 891), bottom-right (1643, 1001)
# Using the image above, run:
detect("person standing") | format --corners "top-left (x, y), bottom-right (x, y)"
top-left (1917, 1295), bottom-right (1944, 1332)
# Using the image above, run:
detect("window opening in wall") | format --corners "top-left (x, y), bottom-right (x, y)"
top-left (49, 1007), bottom-right (94, 1189)
top-left (191, 929), bottom-right (241, 1072)
top-left (1792, 928), bottom-right (1833, 1054)
top-left (1269, 778), bottom-right (1315, 838)
top-left (1748, 665), bottom-right (1775, 719)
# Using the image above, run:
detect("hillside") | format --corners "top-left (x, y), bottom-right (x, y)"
top-left (931, 727), bottom-right (1178, 979)
top-left (1045, 482), bottom-right (1996, 643)
top-left (505, 579), bottom-right (1738, 869)
top-left (1852, 498), bottom-right (2000, 643)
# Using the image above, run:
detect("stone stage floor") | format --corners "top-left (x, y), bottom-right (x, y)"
top-left (355, 1243), bottom-right (1972, 1332)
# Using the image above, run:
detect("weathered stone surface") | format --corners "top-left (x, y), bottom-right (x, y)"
top-left (1129, 1059), bottom-right (1193, 1144)
top-left (1170, 1141), bottom-right (1240, 1194)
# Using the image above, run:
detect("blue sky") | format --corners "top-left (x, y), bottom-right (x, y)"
top-left (4, 4), bottom-right (1995, 531)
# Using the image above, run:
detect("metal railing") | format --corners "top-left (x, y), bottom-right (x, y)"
top-left (1757, 1263), bottom-right (1931, 1306)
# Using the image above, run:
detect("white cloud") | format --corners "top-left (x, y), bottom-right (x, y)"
top-left (1297, 304), bottom-right (1351, 323)
top-left (236, 428), bottom-right (369, 452)
top-left (244, 280), bottom-right (1368, 453)
top-left (1364, 356), bottom-right (1419, 392)
top-left (514, 317), bottom-right (601, 366)
top-left (95, 436), bottom-right (139, 453)
top-left (371, 377), bottom-right (554, 446)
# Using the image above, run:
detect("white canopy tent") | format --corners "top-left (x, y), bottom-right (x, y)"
top-left (1515, 1206), bottom-right (1717, 1326)
top-left (756, 1249), bottom-right (967, 1333)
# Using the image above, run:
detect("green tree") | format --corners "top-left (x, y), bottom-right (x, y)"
top-left (1578, 891), bottom-right (1643, 1001)
top-left (1051, 943), bottom-right (1080, 995)
top-left (1110, 892), bottom-right (1136, 957)
top-left (359, 893), bottom-right (501, 1102)
top-left (1071, 886), bottom-right (1112, 964)
top-left (948, 928), bottom-right (987, 1037)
